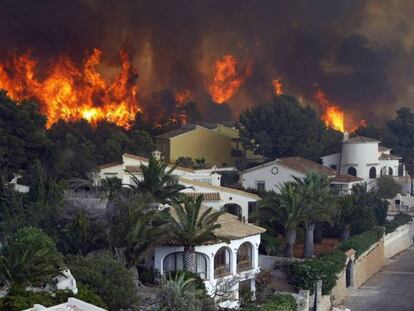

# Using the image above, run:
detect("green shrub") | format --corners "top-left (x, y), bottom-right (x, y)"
top-left (385, 213), bottom-right (412, 234)
top-left (0, 285), bottom-right (106, 311)
top-left (286, 250), bottom-right (346, 295)
top-left (138, 266), bottom-right (160, 285)
top-left (166, 271), bottom-right (206, 292)
top-left (66, 253), bottom-right (137, 310)
top-left (337, 227), bottom-right (384, 258)
top-left (262, 294), bottom-right (297, 311)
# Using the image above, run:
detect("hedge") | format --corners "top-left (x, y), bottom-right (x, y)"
top-left (336, 227), bottom-right (384, 258)
top-left (385, 213), bottom-right (412, 234)
top-left (241, 293), bottom-right (297, 311)
top-left (285, 250), bottom-right (346, 295)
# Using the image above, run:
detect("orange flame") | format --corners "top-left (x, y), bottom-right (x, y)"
top-left (315, 90), bottom-right (345, 132)
top-left (272, 78), bottom-right (283, 96)
top-left (0, 49), bottom-right (140, 128)
top-left (207, 54), bottom-right (252, 104)
top-left (174, 89), bottom-right (191, 105)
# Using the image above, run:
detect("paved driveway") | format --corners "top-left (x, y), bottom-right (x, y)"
top-left (343, 248), bottom-right (414, 311)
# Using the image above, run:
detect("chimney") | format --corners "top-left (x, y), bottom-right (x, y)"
top-left (152, 150), bottom-right (161, 160)
top-left (343, 131), bottom-right (349, 142)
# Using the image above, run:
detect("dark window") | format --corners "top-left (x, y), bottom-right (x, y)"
top-left (237, 243), bottom-right (253, 272)
top-left (330, 165), bottom-right (337, 170)
top-left (163, 252), bottom-right (208, 279)
top-left (347, 167), bottom-right (357, 177)
top-left (214, 247), bottom-right (231, 278)
top-left (225, 204), bottom-right (242, 220)
top-left (256, 181), bottom-right (265, 191)
top-left (369, 167), bottom-right (377, 179)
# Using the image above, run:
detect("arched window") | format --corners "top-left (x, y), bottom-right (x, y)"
top-left (163, 252), bottom-right (208, 279)
top-left (237, 243), bottom-right (253, 272)
top-left (369, 167), bottom-right (377, 179)
top-left (347, 167), bottom-right (357, 177)
top-left (389, 167), bottom-right (393, 176)
top-left (380, 167), bottom-right (387, 176)
top-left (214, 247), bottom-right (231, 278)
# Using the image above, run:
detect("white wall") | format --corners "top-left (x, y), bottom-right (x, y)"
top-left (384, 222), bottom-right (414, 259)
top-left (154, 234), bottom-right (261, 301)
top-left (241, 163), bottom-right (305, 193)
top-left (321, 153), bottom-right (340, 171)
top-left (340, 142), bottom-right (379, 182)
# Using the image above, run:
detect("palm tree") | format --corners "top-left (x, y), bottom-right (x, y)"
top-left (261, 182), bottom-right (308, 258)
top-left (110, 196), bottom-right (166, 286)
top-left (127, 155), bottom-right (187, 203)
top-left (166, 195), bottom-right (228, 273)
top-left (59, 209), bottom-right (107, 256)
top-left (294, 172), bottom-right (333, 257)
top-left (0, 227), bottom-right (63, 288)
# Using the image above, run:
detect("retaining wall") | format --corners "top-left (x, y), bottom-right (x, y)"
top-left (384, 222), bottom-right (414, 258)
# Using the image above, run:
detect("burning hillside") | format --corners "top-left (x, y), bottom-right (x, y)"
top-left (0, 49), bottom-right (139, 128)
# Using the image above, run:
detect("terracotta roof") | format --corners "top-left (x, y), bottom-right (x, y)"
top-left (96, 161), bottom-right (123, 169)
top-left (277, 157), bottom-right (336, 176)
top-left (168, 205), bottom-right (265, 243)
top-left (343, 136), bottom-right (379, 144)
top-left (330, 175), bottom-right (363, 183)
top-left (379, 153), bottom-right (402, 160)
top-left (156, 125), bottom-right (196, 139)
top-left (184, 192), bottom-right (221, 201)
top-left (378, 146), bottom-right (391, 152)
top-left (179, 177), bottom-right (261, 200)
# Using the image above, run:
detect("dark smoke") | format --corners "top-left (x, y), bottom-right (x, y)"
top-left (0, 0), bottom-right (412, 125)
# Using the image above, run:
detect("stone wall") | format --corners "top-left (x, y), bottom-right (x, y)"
top-left (384, 222), bottom-right (414, 259)
top-left (353, 238), bottom-right (384, 288)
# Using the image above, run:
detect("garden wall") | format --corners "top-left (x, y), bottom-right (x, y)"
top-left (353, 238), bottom-right (384, 288)
top-left (384, 222), bottom-right (414, 259)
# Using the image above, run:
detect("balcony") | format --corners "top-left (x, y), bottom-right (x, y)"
top-left (214, 265), bottom-right (231, 278)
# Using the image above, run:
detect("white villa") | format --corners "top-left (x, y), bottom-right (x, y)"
top-left (154, 206), bottom-right (265, 306)
top-left (321, 133), bottom-right (404, 190)
top-left (241, 156), bottom-right (363, 195)
top-left (95, 152), bottom-right (265, 306)
top-left (23, 298), bottom-right (106, 311)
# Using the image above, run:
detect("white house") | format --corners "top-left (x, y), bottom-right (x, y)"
top-left (241, 156), bottom-right (362, 195)
top-left (153, 206), bottom-right (265, 307)
top-left (321, 133), bottom-right (404, 189)
top-left (23, 298), bottom-right (106, 311)
top-left (96, 153), bottom-right (261, 222)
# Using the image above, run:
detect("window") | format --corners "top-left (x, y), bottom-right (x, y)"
top-left (369, 167), bottom-right (377, 179)
top-left (214, 247), bottom-right (231, 278)
top-left (225, 204), bottom-right (242, 220)
top-left (248, 201), bottom-right (257, 221)
top-left (330, 165), bottom-right (337, 170)
top-left (237, 243), bottom-right (253, 272)
top-left (256, 181), bottom-right (265, 191)
top-left (389, 167), bottom-right (393, 176)
top-left (347, 167), bottom-right (357, 177)
top-left (163, 252), bottom-right (208, 279)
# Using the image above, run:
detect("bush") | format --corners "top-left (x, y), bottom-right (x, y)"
top-left (286, 250), bottom-right (346, 295)
top-left (0, 285), bottom-right (106, 311)
top-left (166, 270), bottom-right (206, 292)
top-left (138, 266), bottom-right (160, 285)
top-left (376, 175), bottom-right (402, 199)
top-left (66, 253), bottom-right (137, 310)
top-left (261, 233), bottom-right (283, 256)
top-left (374, 199), bottom-right (389, 226)
top-left (262, 294), bottom-right (297, 311)
top-left (337, 227), bottom-right (384, 258)
top-left (385, 213), bottom-right (412, 234)
top-left (255, 270), bottom-right (273, 303)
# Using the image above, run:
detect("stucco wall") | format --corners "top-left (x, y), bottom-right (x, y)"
top-left (241, 162), bottom-right (305, 192)
top-left (384, 222), bottom-right (414, 259)
top-left (161, 127), bottom-right (234, 166)
top-left (353, 238), bottom-right (385, 288)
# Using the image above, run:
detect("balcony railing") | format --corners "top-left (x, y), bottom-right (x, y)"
top-left (237, 260), bottom-right (252, 272)
top-left (214, 265), bottom-right (231, 278)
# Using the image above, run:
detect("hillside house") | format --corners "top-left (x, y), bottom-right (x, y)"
top-left (321, 133), bottom-right (405, 190)
top-left (241, 156), bottom-right (362, 195)
top-left (154, 206), bottom-right (265, 308)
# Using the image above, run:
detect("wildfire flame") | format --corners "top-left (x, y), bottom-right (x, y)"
top-left (272, 78), bottom-right (283, 96)
top-left (207, 54), bottom-right (252, 104)
top-left (174, 89), bottom-right (191, 105)
top-left (315, 90), bottom-right (345, 132)
top-left (0, 49), bottom-right (140, 128)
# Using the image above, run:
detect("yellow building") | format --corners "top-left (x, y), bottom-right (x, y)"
top-left (156, 125), bottom-right (236, 167)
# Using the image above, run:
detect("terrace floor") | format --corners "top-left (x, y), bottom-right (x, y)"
top-left (341, 247), bottom-right (414, 311)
